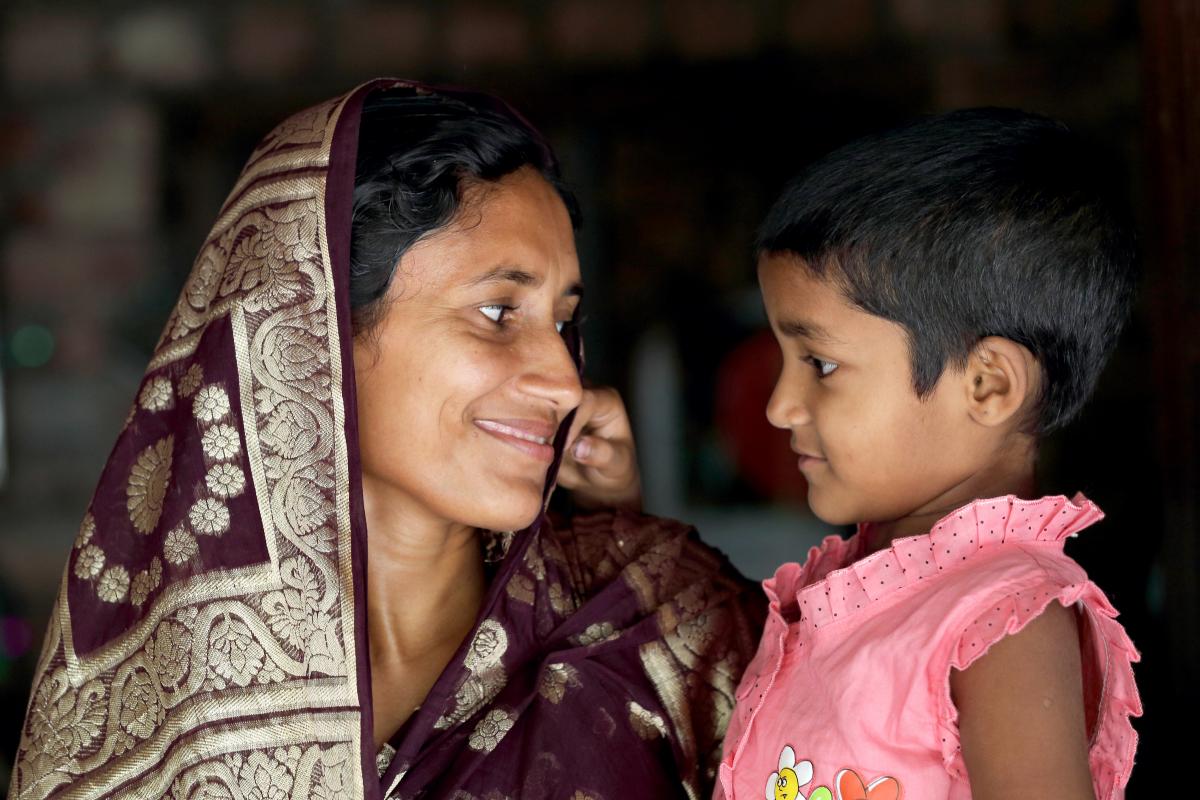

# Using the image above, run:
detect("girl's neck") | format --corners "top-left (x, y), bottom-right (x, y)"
top-left (864, 443), bottom-right (1039, 554)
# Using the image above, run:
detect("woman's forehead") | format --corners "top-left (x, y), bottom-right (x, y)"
top-left (405, 170), bottom-right (581, 292)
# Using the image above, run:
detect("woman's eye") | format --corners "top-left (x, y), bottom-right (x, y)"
top-left (479, 305), bottom-right (511, 325)
top-left (555, 320), bottom-right (565, 333)
top-left (807, 356), bottom-right (838, 378)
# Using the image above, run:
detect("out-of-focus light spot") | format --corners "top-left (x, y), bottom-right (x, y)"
top-left (0, 616), bottom-right (32, 660)
top-left (9, 324), bottom-right (55, 367)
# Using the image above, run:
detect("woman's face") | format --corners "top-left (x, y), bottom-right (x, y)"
top-left (354, 167), bottom-right (584, 533)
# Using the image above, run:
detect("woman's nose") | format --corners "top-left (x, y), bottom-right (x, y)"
top-left (517, 327), bottom-right (584, 412)
top-left (765, 368), bottom-right (811, 430)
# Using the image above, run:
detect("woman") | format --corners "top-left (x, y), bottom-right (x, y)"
top-left (10, 80), bottom-right (764, 799)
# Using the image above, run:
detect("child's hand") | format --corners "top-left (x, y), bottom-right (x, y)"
top-left (558, 387), bottom-right (642, 512)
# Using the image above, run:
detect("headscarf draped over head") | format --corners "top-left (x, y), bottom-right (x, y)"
top-left (11, 80), bottom-right (765, 800)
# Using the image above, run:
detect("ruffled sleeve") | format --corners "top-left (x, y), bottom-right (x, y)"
top-left (932, 496), bottom-right (1142, 799)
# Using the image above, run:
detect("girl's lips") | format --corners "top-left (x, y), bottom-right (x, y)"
top-left (474, 419), bottom-right (557, 463)
top-left (796, 454), bottom-right (826, 471)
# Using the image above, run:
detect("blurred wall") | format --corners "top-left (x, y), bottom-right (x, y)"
top-left (1, 0), bottom-right (1186, 795)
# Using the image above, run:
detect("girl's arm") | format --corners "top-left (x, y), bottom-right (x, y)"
top-left (950, 600), bottom-right (1096, 800)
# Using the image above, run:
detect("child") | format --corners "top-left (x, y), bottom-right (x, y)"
top-left (716, 109), bottom-right (1141, 800)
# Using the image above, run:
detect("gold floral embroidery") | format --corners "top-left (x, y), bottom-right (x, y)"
top-left (467, 709), bottom-right (514, 753)
top-left (537, 662), bottom-right (580, 704)
top-left (193, 384), bottom-right (231, 422)
top-left (75, 513), bottom-right (95, 549)
top-left (261, 556), bottom-right (323, 652)
top-left (138, 376), bottom-right (174, 412)
top-left (162, 526), bottom-right (198, 564)
top-left (464, 620), bottom-right (507, 671)
top-left (19, 669), bottom-right (107, 786)
top-left (127, 435), bottom-right (174, 534)
top-left (548, 582), bottom-right (575, 616)
top-left (436, 669), bottom-right (507, 730)
top-left (505, 573), bottom-right (535, 605)
top-left (205, 463), bottom-right (246, 498)
top-left (572, 621), bottom-right (617, 647)
top-left (207, 615), bottom-right (265, 688)
top-left (75, 544), bottom-right (105, 579)
top-left (97, 566), bottom-right (131, 603)
top-left (146, 620), bottom-right (191, 689)
top-left (129, 571), bottom-right (154, 606)
top-left (189, 497), bottom-right (230, 535)
top-left (201, 423), bottom-right (241, 460)
top-left (178, 363), bottom-right (204, 397)
top-left (118, 670), bottom-right (163, 738)
top-left (12, 93), bottom-right (367, 799)
top-left (627, 701), bottom-right (669, 741)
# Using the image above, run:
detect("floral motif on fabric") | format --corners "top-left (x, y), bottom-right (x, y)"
top-left (764, 748), bottom-right (901, 800)
top-left (139, 376), bottom-right (174, 412)
top-left (206, 462), bottom-right (247, 498)
top-left (74, 513), bottom-right (96, 549)
top-left (572, 621), bottom-right (617, 647)
top-left (193, 384), bottom-right (231, 423)
top-left (202, 423), bottom-right (241, 460)
top-left (127, 435), bottom-right (174, 534)
top-left (189, 497), bottom-right (230, 536)
top-left (178, 363), bottom-right (204, 398)
top-left (97, 566), bottom-right (130, 603)
top-left (468, 709), bottom-right (515, 753)
top-left (163, 526), bottom-right (197, 565)
top-left (537, 662), bottom-right (580, 704)
top-left (12, 91), bottom-right (361, 800)
top-left (75, 544), bottom-right (105, 579)
top-left (766, 747), bottom-right (828, 800)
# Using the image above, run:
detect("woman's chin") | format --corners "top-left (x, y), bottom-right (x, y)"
top-left (460, 493), bottom-right (544, 534)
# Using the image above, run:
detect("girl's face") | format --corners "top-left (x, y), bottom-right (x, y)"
top-left (354, 168), bottom-right (583, 534)
top-left (758, 254), bottom-right (990, 527)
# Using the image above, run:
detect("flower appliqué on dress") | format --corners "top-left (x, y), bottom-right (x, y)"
top-left (766, 750), bottom-right (902, 800)
top-left (767, 746), bottom-right (831, 800)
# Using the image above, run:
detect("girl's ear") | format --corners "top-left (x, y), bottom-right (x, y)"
top-left (963, 337), bottom-right (1040, 428)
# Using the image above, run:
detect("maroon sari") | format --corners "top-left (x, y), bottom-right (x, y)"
top-left (10, 79), bottom-right (765, 800)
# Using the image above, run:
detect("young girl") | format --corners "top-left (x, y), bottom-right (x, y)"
top-left (717, 109), bottom-right (1141, 800)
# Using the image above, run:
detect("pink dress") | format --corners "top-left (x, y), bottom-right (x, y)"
top-left (716, 494), bottom-right (1141, 800)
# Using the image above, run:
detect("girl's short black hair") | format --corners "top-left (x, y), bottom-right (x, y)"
top-left (757, 107), bottom-right (1137, 434)
top-left (350, 86), bottom-right (580, 333)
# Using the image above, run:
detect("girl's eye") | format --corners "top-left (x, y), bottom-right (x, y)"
top-left (807, 356), bottom-right (839, 378)
top-left (479, 304), bottom-right (512, 325)
top-left (555, 320), bottom-right (566, 333)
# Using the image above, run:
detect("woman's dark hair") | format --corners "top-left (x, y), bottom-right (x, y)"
top-left (757, 107), bottom-right (1137, 434)
top-left (350, 87), bottom-right (580, 333)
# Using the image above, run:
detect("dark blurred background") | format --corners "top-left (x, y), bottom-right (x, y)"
top-left (1, 0), bottom-right (1195, 795)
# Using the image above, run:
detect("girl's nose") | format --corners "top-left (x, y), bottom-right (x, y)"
top-left (765, 368), bottom-right (811, 430)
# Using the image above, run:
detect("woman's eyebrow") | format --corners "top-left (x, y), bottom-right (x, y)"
top-left (468, 266), bottom-right (540, 287)
top-left (467, 265), bottom-right (584, 298)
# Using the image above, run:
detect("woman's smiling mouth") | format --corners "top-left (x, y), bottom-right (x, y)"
top-left (475, 418), bottom-right (558, 463)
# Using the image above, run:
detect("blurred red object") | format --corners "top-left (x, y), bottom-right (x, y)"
top-left (715, 330), bottom-right (809, 504)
